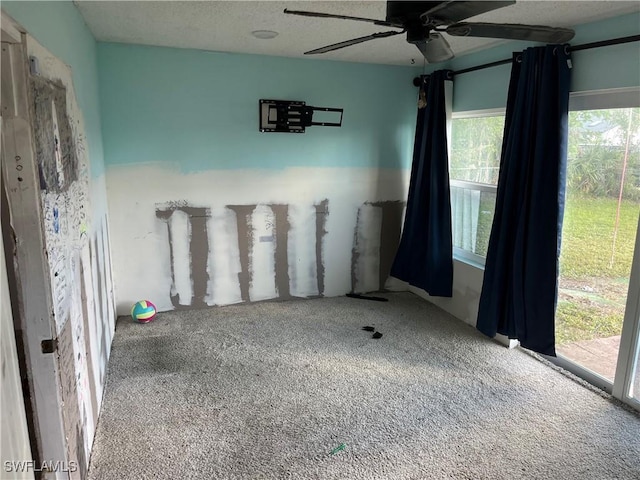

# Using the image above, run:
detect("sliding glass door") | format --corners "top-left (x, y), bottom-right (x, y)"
top-left (554, 89), bottom-right (640, 410)
top-left (447, 89), bottom-right (640, 409)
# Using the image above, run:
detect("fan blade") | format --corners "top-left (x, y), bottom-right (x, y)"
top-left (283, 9), bottom-right (400, 28)
top-left (304, 30), bottom-right (404, 55)
top-left (447, 22), bottom-right (575, 43)
top-left (413, 33), bottom-right (455, 63)
top-left (421, 1), bottom-right (515, 26)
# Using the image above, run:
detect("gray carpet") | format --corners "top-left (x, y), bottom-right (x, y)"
top-left (88, 293), bottom-right (640, 480)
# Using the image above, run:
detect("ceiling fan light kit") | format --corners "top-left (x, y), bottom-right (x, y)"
top-left (284, 1), bottom-right (576, 63)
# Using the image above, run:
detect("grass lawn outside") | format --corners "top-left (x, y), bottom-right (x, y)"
top-left (556, 195), bottom-right (639, 345)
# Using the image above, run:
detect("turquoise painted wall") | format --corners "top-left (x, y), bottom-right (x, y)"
top-left (97, 43), bottom-right (419, 172)
top-left (2, 1), bottom-right (105, 177)
top-left (425, 12), bottom-right (640, 112)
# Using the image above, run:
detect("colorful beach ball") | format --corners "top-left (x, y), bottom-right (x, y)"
top-left (131, 300), bottom-right (157, 323)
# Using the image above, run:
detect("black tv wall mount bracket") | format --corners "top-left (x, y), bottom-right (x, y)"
top-left (259, 99), bottom-right (343, 133)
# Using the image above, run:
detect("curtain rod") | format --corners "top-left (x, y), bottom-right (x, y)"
top-left (413, 34), bottom-right (640, 84)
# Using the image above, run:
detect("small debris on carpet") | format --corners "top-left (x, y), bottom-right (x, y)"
top-left (361, 325), bottom-right (383, 339)
top-left (329, 443), bottom-right (346, 455)
top-left (346, 293), bottom-right (389, 302)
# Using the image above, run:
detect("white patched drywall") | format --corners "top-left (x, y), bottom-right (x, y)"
top-left (107, 165), bottom-right (410, 315)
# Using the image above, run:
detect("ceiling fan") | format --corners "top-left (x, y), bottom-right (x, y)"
top-left (284, 1), bottom-right (575, 63)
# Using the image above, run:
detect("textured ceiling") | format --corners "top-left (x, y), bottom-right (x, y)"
top-left (75, 1), bottom-right (640, 65)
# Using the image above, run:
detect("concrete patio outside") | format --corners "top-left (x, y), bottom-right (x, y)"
top-left (557, 335), bottom-right (640, 397)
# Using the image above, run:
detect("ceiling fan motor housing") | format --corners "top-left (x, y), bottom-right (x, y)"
top-left (406, 23), bottom-right (433, 44)
top-left (386, 1), bottom-right (443, 24)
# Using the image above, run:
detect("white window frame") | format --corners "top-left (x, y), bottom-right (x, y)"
top-left (449, 108), bottom-right (505, 268)
top-left (450, 180), bottom-right (497, 267)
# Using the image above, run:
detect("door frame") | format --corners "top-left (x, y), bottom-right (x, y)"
top-left (613, 215), bottom-right (640, 408)
top-left (1, 12), bottom-right (68, 476)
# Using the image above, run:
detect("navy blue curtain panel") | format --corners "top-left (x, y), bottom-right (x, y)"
top-left (476, 45), bottom-right (572, 356)
top-left (391, 70), bottom-right (453, 297)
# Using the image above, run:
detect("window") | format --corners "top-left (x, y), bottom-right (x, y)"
top-left (449, 111), bottom-right (505, 264)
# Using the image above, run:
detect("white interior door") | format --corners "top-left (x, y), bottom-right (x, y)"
top-left (1, 27), bottom-right (68, 478)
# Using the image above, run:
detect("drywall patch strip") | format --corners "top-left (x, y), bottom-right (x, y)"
top-left (156, 212), bottom-right (180, 308)
top-left (351, 201), bottom-right (405, 293)
top-left (351, 207), bottom-right (363, 293)
top-left (315, 199), bottom-right (329, 296)
top-left (156, 205), bottom-right (211, 308)
top-left (269, 204), bottom-right (291, 299)
top-left (371, 201), bottom-right (405, 290)
top-left (228, 205), bottom-right (257, 302)
top-left (180, 207), bottom-right (210, 308)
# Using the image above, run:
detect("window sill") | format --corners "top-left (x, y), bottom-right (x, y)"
top-left (452, 251), bottom-right (485, 271)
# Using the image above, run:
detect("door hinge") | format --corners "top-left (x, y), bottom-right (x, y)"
top-left (41, 338), bottom-right (58, 354)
